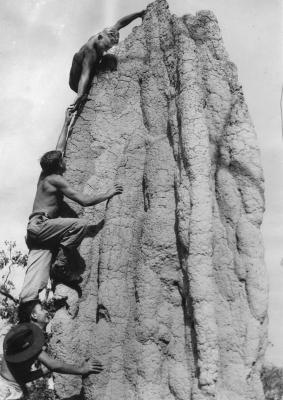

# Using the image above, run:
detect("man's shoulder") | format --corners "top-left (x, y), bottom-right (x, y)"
top-left (77, 44), bottom-right (98, 64)
top-left (81, 40), bottom-right (97, 54)
top-left (43, 174), bottom-right (66, 187)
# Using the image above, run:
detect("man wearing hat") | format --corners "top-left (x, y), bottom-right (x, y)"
top-left (69, 8), bottom-right (145, 111)
top-left (0, 300), bottom-right (103, 398)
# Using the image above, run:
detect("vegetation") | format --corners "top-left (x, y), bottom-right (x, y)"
top-left (0, 240), bottom-right (27, 322)
top-left (0, 241), bottom-right (55, 399)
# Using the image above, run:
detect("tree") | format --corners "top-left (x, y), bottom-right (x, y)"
top-left (0, 240), bottom-right (27, 323)
top-left (0, 241), bottom-right (56, 399)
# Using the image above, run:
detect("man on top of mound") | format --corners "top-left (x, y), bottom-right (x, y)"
top-left (69, 9), bottom-right (145, 112)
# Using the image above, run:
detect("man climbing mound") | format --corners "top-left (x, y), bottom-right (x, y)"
top-left (19, 108), bottom-right (123, 303)
top-left (69, 9), bottom-right (145, 111)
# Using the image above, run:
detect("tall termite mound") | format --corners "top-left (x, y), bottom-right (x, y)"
top-left (49, 1), bottom-right (268, 399)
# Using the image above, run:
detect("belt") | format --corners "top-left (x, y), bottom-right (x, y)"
top-left (29, 211), bottom-right (49, 220)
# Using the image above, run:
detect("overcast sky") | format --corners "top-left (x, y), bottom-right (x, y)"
top-left (0, 0), bottom-right (282, 365)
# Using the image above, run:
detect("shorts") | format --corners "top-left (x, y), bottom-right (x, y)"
top-left (20, 214), bottom-right (88, 302)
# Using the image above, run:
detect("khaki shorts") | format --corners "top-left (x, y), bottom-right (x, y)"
top-left (20, 214), bottom-right (88, 302)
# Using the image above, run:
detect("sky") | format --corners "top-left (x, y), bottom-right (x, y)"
top-left (0, 0), bottom-right (282, 365)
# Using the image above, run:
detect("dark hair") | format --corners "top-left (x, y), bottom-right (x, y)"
top-left (40, 151), bottom-right (62, 174)
top-left (18, 300), bottom-right (41, 323)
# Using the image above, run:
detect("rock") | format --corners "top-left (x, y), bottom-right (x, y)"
top-left (49, 1), bottom-right (267, 399)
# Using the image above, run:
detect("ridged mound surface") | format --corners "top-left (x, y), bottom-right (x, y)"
top-left (49, 1), bottom-right (268, 399)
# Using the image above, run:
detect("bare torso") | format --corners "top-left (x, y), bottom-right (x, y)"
top-left (78, 38), bottom-right (103, 65)
top-left (32, 173), bottom-right (63, 218)
top-left (69, 40), bottom-right (101, 93)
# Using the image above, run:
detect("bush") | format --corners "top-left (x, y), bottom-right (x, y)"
top-left (0, 241), bottom-right (27, 323)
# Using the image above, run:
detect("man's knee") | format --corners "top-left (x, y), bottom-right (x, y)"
top-left (69, 53), bottom-right (82, 92)
top-left (69, 73), bottom-right (79, 93)
top-left (61, 219), bottom-right (88, 248)
top-left (74, 219), bottom-right (88, 231)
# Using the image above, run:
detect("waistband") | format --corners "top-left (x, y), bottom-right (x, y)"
top-left (29, 211), bottom-right (49, 220)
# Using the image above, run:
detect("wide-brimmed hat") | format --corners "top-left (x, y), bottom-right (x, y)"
top-left (3, 323), bottom-right (45, 363)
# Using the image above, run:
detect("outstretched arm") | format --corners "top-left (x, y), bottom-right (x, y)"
top-left (112, 10), bottom-right (145, 31)
top-left (38, 351), bottom-right (103, 376)
top-left (50, 175), bottom-right (123, 207)
top-left (56, 108), bottom-right (73, 154)
top-left (71, 53), bottom-right (96, 112)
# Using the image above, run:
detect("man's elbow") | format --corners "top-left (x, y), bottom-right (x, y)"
top-left (74, 196), bottom-right (90, 207)
top-left (56, 145), bottom-right (64, 153)
top-left (75, 198), bottom-right (87, 207)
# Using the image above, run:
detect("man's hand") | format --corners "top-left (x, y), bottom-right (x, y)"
top-left (70, 94), bottom-right (88, 113)
top-left (81, 359), bottom-right (104, 376)
top-left (41, 364), bottom-right (51, 376)
top-left (139, 10), bottom-right (146, 18)
top-left (69, 101), bottom-right (79, 113)
top-left (65, 107), bottom-right (73, 124)
top-left (106, 183), bottom-right (123, 199)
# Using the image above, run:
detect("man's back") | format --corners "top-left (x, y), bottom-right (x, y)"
top-left (32, 174), bottom-right (63, 218)
top-left (69, 40), bottom-right (101, 93)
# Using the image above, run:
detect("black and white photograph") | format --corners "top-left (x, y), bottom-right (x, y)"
top-left (0, 0), bottom-right (282, 399)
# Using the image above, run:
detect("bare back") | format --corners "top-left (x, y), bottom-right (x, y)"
top-left (32, 173), bottom-right (63, 218)
top-left (69, 41), bottom-right (100, 93)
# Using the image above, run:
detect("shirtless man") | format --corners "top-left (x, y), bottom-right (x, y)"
top-left (1, 300), bottom-right (103, 399)
top-left (20, 108), bottom-right (123, 302)
top-left (69, 9), bottom-right (145, 111)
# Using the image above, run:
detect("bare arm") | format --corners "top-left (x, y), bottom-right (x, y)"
top-left (71, 53), bottom-right (97, 111)
top-left (113, 10), bottom-right (145, 31)
top-left (56, 108), bottom-right (73, 154)
top-left (38, 351), bottom-right (103, 376)
top-left (50, 175), bottom-right (123, 207)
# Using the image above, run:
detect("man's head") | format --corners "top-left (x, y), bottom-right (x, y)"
top-left (18, 300), bottom-right (49, 328)
top-left (4, 322), bottom-right (45, 364)
top-left (96, 34), bottom-right (112, 52)
top-left (96, 28), bottom-right (119, 52)
top-left (40, 150), bottom-right (66, 175)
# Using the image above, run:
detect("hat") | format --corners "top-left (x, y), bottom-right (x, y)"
top-left (3, 323), bottom-right (45, 363)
